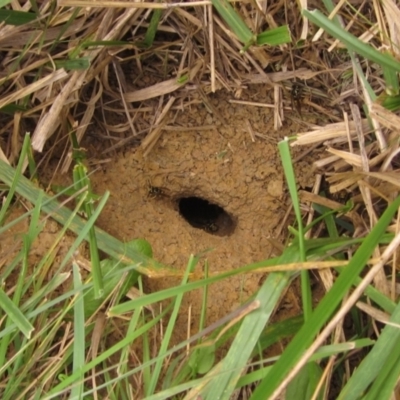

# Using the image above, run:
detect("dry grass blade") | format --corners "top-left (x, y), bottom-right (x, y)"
top-left (356, 301), bottom-right (391, 325)
top-left (142, 96), bottom-right (175, 156)
top-left (243, 68), bottom-right (321, 84)
top-left (124, 61), bottom-right (203, 102)
top-left (326, 147), bottom-right (364, 168)
top-left (61, 83), bottom-right (103, 173)
top-left (291, 119), bottom-right (371, 146)
top-left (370, 102), bottom-right (400, 131)
top-left (31, 72), bottom-right (81, 152)
top-left (381, 0), bottom-right (400, 56)
top-left (0, 69), bottom-right (68, 110)
top-left (59, 0), bottom-right (212, 8)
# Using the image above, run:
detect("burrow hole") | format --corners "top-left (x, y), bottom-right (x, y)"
top-left (178, 196), bottom-right (236, 236)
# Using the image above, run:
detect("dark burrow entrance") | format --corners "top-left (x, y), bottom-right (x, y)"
top-left (178, 197), bottom-right (236, 236)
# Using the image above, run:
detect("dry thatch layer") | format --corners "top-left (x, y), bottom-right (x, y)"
top-left (0, 1), bottom-right (396, 171)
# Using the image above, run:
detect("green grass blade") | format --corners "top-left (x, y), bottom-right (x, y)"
top-left (255, 315), bottom-right (304, 353)
top-left (73, 163), bottom-right (103, 299)
top-left (0, 288), bottom-right (34, 339)
top-left (143, 8), bottom-right (162, 48)
top-left (70, 262), bottom-right (85, 399)
top-left (202, 274), bottom-right (291, 400)
top-left (349, 51), bottom-right (376, 101)
top-left (365, 353), bottom-right (400, 400)
top-left (380, 93), bottom-right (400, 111)
top-left (250, 193), bottom-right (400, 399)
top-left (199, 245), bottom-right (301, 399)
top-left (46, 308), bottom-right (166, 398)
top-left (0, 193), bottom-right (43, 368)
top-left (26, 142), bottom-right (38, 181)
top-left (0, 133), bottom-right (31, 225)
top-left (0, 159), bottom-right (176, 276)
top-left (303, 9), bottom-right (400, 72)
top-left (117, 291), bottom-right (143, 392)
top-left (338, 299), bottom-right (400, 399)
top-left (146, 255), bottom-right (197, 395)
top-left (382, 61), bottom-right (399, 95)
top-left (82, 40), bottom-right (131, 48)
top-left (256, 26), bottom-right (291, 46)
top-left (0, 9), bottom-right (37, 25)
top-left (359, 278), bottom-right (396, 314)
top-left (0, 104), bottom-right (28, 114)
top-left (279, 139), bottom-right (311, 320)
top-left (54, 58), bottom-right (90, 70)
top-left (48, 6), bottom-right (80, 53)
top-left (109, 257), bottom-right (281, 315)
top-left (286, 362), bottom-right (323, 400)
top-left (211, 0), bottom-right (253, 45)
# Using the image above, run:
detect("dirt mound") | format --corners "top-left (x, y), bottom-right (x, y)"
top-left (89, 88), bottom-right (313, 342)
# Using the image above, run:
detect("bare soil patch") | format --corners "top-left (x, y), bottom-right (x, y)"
top-left (84, 86), bottom-right (319, 343)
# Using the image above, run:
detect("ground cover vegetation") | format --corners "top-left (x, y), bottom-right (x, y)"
top-left (1, 0), bottom-right (400, 399)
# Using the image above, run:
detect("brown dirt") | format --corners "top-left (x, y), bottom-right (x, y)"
top-left (86, 87), bottom-right (317, 343)
top-left (0, 205), bottom-right (85, 307)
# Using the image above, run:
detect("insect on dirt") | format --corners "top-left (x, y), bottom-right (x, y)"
top-left (146, 179), bottom-right (165, 198)
top-left (148, 185), bottom-right (164, 198)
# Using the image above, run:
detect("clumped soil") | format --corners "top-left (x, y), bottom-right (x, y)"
top-left (85, 87), bottom-right (318, 343)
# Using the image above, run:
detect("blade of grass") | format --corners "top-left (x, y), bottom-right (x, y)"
top-left (70, 262), bottom-right (85, 399)
top-left (0, 104), bottom-right (27, 114)
top-left (303, 9), bottom-right (400, 72)
top-left (365, 353), bottom-right (400, 400)
top-left (382, 60), bottom-right (399, 95)
top-left (117, 277), bottom-right (146, 388)
top-left (0, 191), bottom-right (44, 369)
top-left (54, 58), bottom-right (90, 70)
top-left (380, 93), bottom-right (400, 111)
top-left (82, 40), bottom-right (132, 48)
top-left (81, 337), bottom-right (374, 400)
top-left (198, 246), bottom-right (300, 399)
top-left (249, 193), bottom-right (400, 399)
top-left (45, 307), bottom-right (168, 399)
top-left (73, 162), bottom-right (103, 299)
top-left (210, 0), bottom-right (254, 45)
top-left (48, 6), bottom-right (81, 53)
top-left (286, 362), bottom-right (323, 400)
top-left (143, 7), bottom-right (162, 48)
top-left (0, 134), bottom-right (31, 225)
top-left (0, 289), bottom-right (34, 339)
top-left (338, 299), bottom-right (400, 399)
top-left (255, 315), bottom-right (304, 354)
top-left (0, 159), bottom-right (177, 277)
top-left (256, 26), bottom-right (291, 46)
top-left (109, 235), bottom-right (365, 315)
top-left (237, 338), bottom-right (374, 390)
top-left (146, 255), bottom-right (198, 395)
top-left (109, 256), bottom-right (282, 315)
top-left (279, 138), bottom-right (311, 321)
top-left (359, 279), bottom-right (396, 314)
top-left (0, 9), bottom-right (37, 25)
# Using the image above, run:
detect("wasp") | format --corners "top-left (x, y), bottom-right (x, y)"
top-left (148, 185), bottom-right (164, 198)
top-left (146, 179), bottom-right (165, 198)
